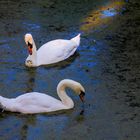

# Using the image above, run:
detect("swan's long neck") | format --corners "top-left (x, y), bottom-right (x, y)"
top-left (28, 40), bottom-right (37, 65)
top-left (57, 80), bottom-right (75, 109)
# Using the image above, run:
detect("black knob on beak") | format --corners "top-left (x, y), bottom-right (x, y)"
top-left (79, 91), bottom-right (85, 102)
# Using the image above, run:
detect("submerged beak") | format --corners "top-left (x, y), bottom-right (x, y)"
top-left (79, 91), bottom-right (85, 102)
top-left (27, 42), bottom-right (33, 55)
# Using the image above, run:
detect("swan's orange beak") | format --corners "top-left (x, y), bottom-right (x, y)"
top-left (79, 91), bottom-right (85, 102)
top-left (27, 42), bottom-right (33, 55)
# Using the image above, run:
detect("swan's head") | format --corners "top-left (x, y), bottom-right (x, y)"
top-left (24, 33), bottom-right (33, 55)
top-left (73, 81), bottom-right (85, 102)
top-left (58, 79), bottom-right (85, 102)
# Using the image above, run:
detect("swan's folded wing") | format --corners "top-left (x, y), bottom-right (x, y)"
top-left (37, 39), bottom-right (77, 65)
top-left (14, 92), bottom-right (67, 113)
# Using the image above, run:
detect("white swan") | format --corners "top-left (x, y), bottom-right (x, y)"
top-left (0, 79), bottom-right (85, 114)
top-left (24, 33), bottom-right (81, 67)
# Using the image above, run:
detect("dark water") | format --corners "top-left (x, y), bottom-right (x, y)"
top-left (0, 0), bottom-right (140, 139)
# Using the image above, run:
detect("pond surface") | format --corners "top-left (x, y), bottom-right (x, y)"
top-left (0, 0), bottom-right (140, 139)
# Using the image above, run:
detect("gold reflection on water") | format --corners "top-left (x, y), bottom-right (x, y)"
top-left (80, 1), bottom-right (125, 32)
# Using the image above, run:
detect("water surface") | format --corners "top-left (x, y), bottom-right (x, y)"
top-left (0, 0), bottom-right (140, 139)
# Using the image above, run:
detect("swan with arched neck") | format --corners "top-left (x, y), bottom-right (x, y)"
top-left (0, 79), bottom-right (85, 114)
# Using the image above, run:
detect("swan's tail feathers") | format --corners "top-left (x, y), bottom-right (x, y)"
top-left (0, 96), bottom-right (8, 112)
top-left (71, 33), bottom-right (81, 47)
top-left (0, 102), bottom-right (5, 112)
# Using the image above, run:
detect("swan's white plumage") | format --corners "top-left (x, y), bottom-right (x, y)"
top-left (25, 34), bottom-right (81, 67)
top-left (37, 39), bottom-right (76, 65)
top-left (0, 79), bottom-right (85, 114)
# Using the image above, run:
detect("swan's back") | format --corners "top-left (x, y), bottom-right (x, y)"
top-left (15, 92), bottom-right (60, 106)
top-left (14, 92), bottom-right (67, 114)
top-left (37, 39), bottom-right (78, 65)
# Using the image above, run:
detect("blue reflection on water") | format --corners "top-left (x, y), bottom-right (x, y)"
top-left (101, 8), bottom-right (117, 18)
top-left (23, 22), bottom-right (40, 30)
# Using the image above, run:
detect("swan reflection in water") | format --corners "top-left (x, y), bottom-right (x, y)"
top-left (42, 51), bottom-right (79, 70)
top-left (25, 67), bottom-right (37, 93)
top-left (24, 50), bottom-right (79, 93)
